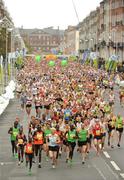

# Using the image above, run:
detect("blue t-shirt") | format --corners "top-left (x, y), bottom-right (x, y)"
top-left (64, 109), bottom-right (71, 121)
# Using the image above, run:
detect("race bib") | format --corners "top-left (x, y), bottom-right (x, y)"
top-left (70, 134), bottom-right (74, 138)
top-left (66, 113), bottom-right (70, 117)
top-left (37, 134), bottom-right (42, 140)
top-left (118, 124), bottom-right (122, 128)
top-left (96, 130), bottom-right (100, 136)
top-left (13, 132), bottom-right (18, 137)
top-left (18, 139), bottom-right (23, 144)
top-left (27, 146), bottom-right (32, 153)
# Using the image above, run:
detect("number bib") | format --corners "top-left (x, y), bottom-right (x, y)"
top-left (18, 139), bottom-right (23, 144)
top-left (96, 130), bottom-right (100, 136)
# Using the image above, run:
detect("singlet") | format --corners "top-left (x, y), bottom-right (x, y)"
top-left (49, 135), bottom-right (58, 147)
top-left (25, 143), bottom-right (33, 154)
top-left (67, 130), bottom-right (76, 142)
top-left (116, 117), bottom-right (123, 129)
top-left (78, 129), bottom-right (87, 142)
top-left (11, 127), bottom-right (19, 141)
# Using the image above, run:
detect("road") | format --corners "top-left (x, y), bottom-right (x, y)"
top-left (0, 86), bottom-right (124, 180)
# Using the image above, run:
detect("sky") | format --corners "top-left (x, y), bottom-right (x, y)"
top-left (4, 0), bottom-right (101, 30)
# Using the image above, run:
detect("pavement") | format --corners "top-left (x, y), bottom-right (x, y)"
top-left (0, 86), bottom-right (124, 180)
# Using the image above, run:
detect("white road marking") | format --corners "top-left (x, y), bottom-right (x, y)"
top-left (110, 161), bottom-right (121, 171)
top-left (103, 151), bottom-right (110, 158)
top-left (93, 164), bottom-right (107, 180)
top-left (120, 173), bottom-right (124, 179)
top-left (0, 162), bottom-right (14, 165)
top-left (104, 160), bottom-right (119, 179)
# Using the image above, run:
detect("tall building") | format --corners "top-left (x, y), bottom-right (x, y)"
top-left (19, 27), bottom-right (64, 54)
top-left (60, 26), bottom-right (79, 55)
top-left (79, 0), bottom-right (124, 61)
top-left (0, 0), bottom-right (14, 56)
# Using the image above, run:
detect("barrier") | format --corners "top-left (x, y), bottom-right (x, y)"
top-left (0, 80), bottom-right (16, 115)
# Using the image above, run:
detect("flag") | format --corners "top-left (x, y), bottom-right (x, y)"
top-left (0, 56), bottom-right (4, 85)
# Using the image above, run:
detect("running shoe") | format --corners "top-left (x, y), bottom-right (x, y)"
top-left (28, 169), bottom-right (32, 175)
top-left (38, 163), bottom-right (41, 168)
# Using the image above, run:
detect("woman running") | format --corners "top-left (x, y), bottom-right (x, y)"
top-left (25, 137), bottom-right (34, 175)
top-left (48, 128), bottom-right (60, 168)
top-left (66, 124), bottom-right (76, 165)
top-left (25, 93), bottom-right (33, 117)
top-left (77, 123), bottom-right (88, 164)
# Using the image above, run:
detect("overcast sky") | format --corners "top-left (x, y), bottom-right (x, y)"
top-left (4, 0), bottom-right (101, 30)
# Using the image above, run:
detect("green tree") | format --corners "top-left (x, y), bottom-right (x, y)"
top-left (24, 40), bottom-right (33, 54)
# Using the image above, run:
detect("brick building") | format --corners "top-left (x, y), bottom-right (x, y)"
top-left (19, 27), bottom-right (64, 54)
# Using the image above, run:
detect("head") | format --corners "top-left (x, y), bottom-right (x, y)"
top-left (56, 125), bottom-right (59, 131)
top-left (117, 113), bottom-right (121, 118)
top-left (95, 119), bottom-right (99, 124)
top-left (70, 124), bottom-right (75, 131)
top-left (37, 125), bottom-right (41, 132)
top-left (51, 128), bottom-right (56, 135)
top-left (28, 137), bottom-right (32, 143)
top-left (19, 127), bottom-right (23, 134)
top-left (14, 121), bottom-right (18, 128)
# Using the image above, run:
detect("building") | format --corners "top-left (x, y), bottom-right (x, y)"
top-left (19, 27), bottom-right (64, 54)
top-left (61, 26), bottom-right (79, 55)
top-left (0, 0), bottom-right (14, 56)
top-left (79, 0), bottom-right (124, 62)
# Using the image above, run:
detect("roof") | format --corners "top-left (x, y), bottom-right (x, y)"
top-left (19, 27), bottom-right (64, 37)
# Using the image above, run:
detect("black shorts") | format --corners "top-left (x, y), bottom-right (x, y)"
top-left (35, 106), bottom-right (41, 110)
top-left (109, 102), bottom-right (114, 106)
top-left (78, 141), bottom-right (87, 147)
top-left (94, 135), bottom-right (102, 140)
top-left (108, 128), bottom-right (115, 133)
top-left (26, 104), bottom-right (32, 108)
top-left (87, 134), bottom-right (92, 143)
top-left (16, 91), bottom-right (21, 94)
top-left (63, 140), bottom-right (67, 146)
top-left (44, 105), bottom-right (50, 110)
top-left (49, 146), bottom-right (58, 152)
top-left (102, 133), bottom-right (106, 137)
top-left (116, 128), bottom-right (123, 133)
top-left (67, 141), bottom-right (76, 148)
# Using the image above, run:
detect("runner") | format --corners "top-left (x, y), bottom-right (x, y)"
top-left (25, 137), bottom-right (34, 175)
top-left (107, 113), bottom-right (116, 148)
top-left (16, 127), bottom-right (27, 165)
top-left (34, 93), bottom-right (41, 118)
top-left (48, 128), bottom-right (60, 168)
top-left (25, 93), bottom-right (33, 117)
top-left (115, 114), bottom-right (124, 147)
top-left (77, 123), bottom-right (88, 164)
top-left (43, 123), bottom-right (52, 161)
top-left (92, 119), bottom-right (102, 155)
top-left (33, 125), bottom-right (44, 168)
top-left (66, 124), bottom-right (76, 165)
top-left (8, 121), bottom-right (19, 158)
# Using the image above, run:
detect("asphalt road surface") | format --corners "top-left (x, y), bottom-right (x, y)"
top-left (0, 86), bottom-right (124, 180)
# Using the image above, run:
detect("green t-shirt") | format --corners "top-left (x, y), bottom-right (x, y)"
top-left (44, 129), bottom-right (52, 137)
top-left (11, 127), bottom-right (19, 141)
top-left (78, 129), bottom-right (87, 142)
top-left (104, 105), bottom-right (111, 114)
top-left (67, 130), bottom-right (76, 142)
top-left (116, 117), bottom-right (123, 129)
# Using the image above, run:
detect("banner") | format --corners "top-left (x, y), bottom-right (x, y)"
top-left (0, 56), bottom-right (3, 83)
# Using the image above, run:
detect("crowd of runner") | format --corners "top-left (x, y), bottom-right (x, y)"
top-left (8, 57), bottom-right (124, 175)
